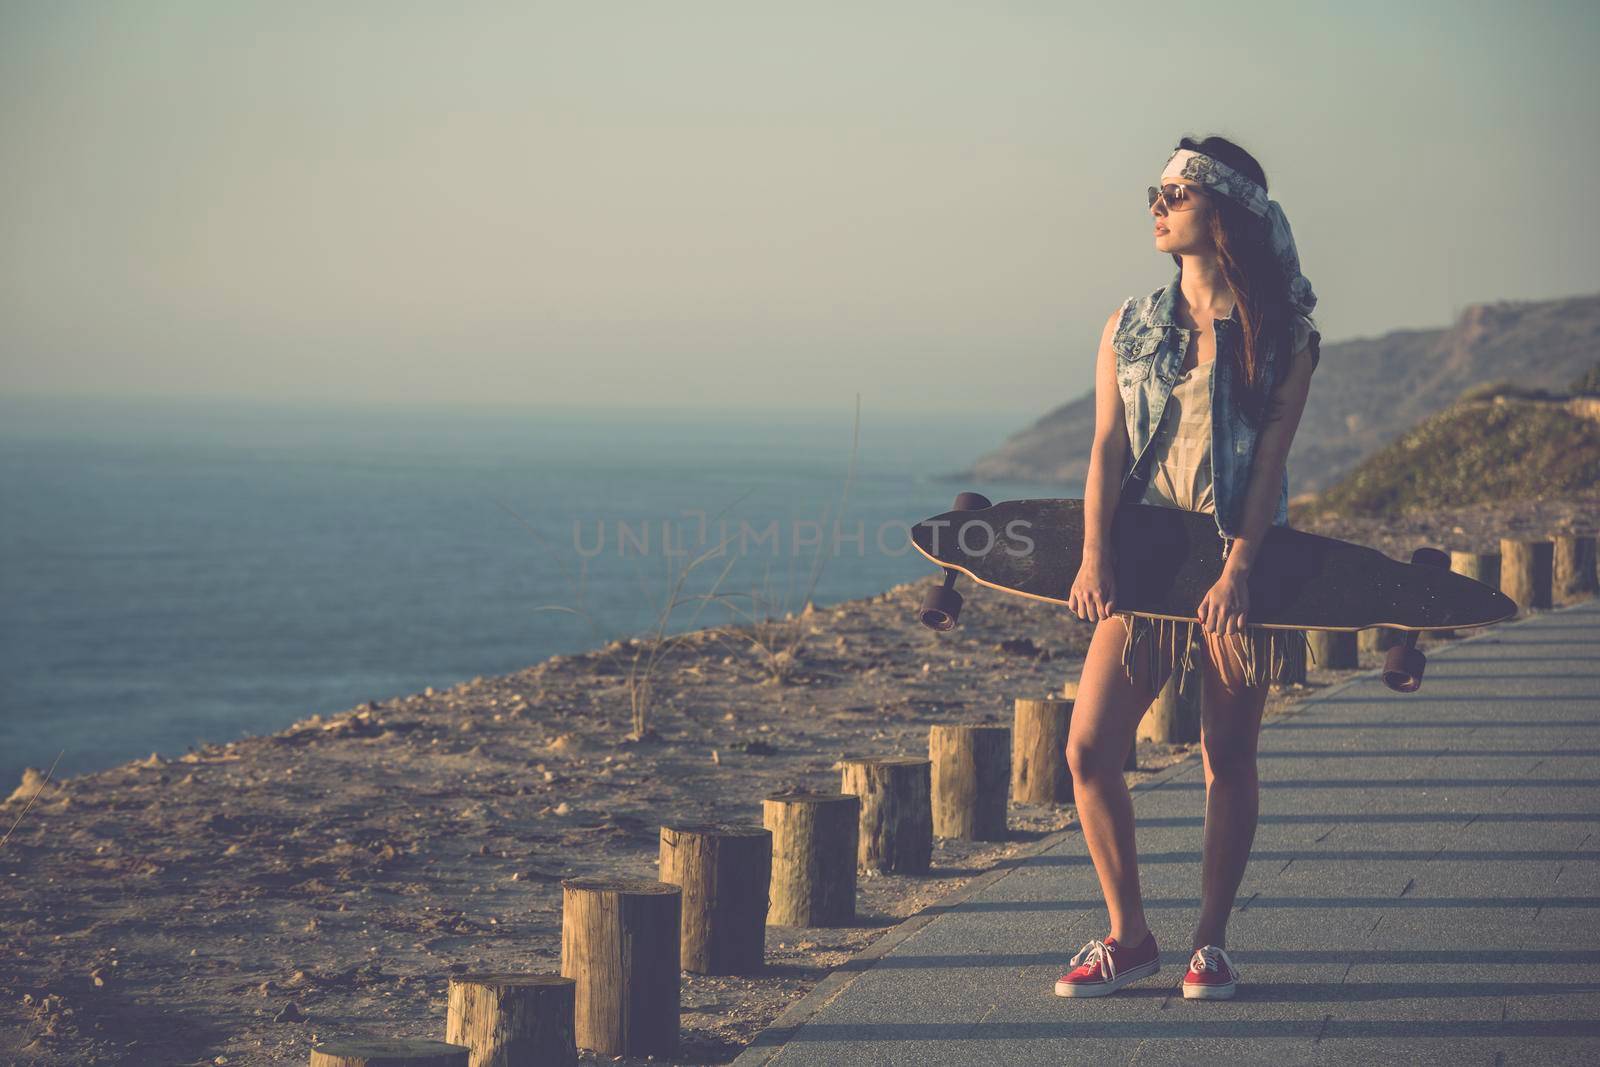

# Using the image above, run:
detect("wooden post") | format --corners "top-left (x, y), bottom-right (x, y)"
top-left (1137, 669), bottom-right (1201, 745)
top-left (1306, 629), bottom-right (1358, 669)
top-left (1500, 538), bottom-right (1553, 613)
top-left (1451, 550), bottom-right (1501, 589)
top-left (1445, 550), bottom-right (1502, 637)
top-left (1554, 533), bottom-right (1598, 604)
top-left (445, 974), bottom-right (576, 1067)
top-left (762, 791), bottom-right (858, 926)
top-left (559, 878), bottom-right (680, 1059)
top-left (928, 724), bottom-right (1010, 840)
top-left (1437, 550), bottom-right (1500, 638)
top-left (658, 823), bottom-right (771, 974)
top-left (1359, 627), bottom-right (1403, 657)
top-left (839, 757), bottom-right (933, 874)
top-left (1270, 632), bottom-right (1308, 688)
top-left (1012, 698), bottom-right (1072, 804)
top-left (310, 1040), bottom-right (470, 1067)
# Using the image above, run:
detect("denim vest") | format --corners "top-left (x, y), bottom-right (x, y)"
top-left (1111, 265), bottom-right (1293, 559)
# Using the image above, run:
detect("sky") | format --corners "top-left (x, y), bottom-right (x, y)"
top-left (2, 1), bottom-right (1598, 417)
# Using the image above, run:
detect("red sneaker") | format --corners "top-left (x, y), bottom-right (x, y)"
top-left (1182, 944), bottom-right (1239, 1000)
top-left (1053, 933), bottom-right (1160, 997)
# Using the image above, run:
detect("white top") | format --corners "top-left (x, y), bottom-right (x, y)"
top-left (1141, 358), bottom-right (1216, 515)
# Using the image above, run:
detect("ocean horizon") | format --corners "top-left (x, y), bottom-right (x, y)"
top-left (0, 392), bottom-right (1071, 788)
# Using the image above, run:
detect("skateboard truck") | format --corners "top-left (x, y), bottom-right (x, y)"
top-left (918, 492), bottom-right (993, 631)
top-left (1381, 547), bottom-right (1450, 693)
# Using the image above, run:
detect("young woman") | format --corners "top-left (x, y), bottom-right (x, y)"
top-left (1053, 136), bottom-right (1322, 1001)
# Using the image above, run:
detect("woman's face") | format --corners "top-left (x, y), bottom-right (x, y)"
top-left (1151, 180), bottom-right (1215, 254)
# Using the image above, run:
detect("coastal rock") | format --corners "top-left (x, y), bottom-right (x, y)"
top-left (5, 767), bottom-right (62, 807)
top-left (996, 637), bottom-right (1041, 658)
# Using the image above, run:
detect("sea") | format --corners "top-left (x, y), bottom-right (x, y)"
top-left (0, 394), bottom-right (1069, 789)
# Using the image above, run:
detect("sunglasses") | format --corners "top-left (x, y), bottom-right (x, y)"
top-left (1147, 183), bottom-right (1204, 212)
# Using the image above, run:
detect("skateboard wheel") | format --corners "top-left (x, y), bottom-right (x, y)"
top-left (1383, 644), bottom-right (1426, 692)
top-left (951, 492), bottom-right (993, 511)
top-left (919, 584), bottom-right (963, 631)
top-left (1410, 547), bottom-right (1449, 569)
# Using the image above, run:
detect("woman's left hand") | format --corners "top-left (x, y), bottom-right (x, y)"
top-left (1198, 569), bottom-right (1250, 636)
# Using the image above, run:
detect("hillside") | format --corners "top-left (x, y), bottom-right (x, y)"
top-left (1294, 373), bottom-right (1600, 521)
top-left (950, 290), bottom-right (1600, 497)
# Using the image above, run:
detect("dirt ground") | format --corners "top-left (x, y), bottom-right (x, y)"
top-left (2, 499), bottom-right (1594, 1065)
top-left (1291, 484), bottom-right (1600, 559)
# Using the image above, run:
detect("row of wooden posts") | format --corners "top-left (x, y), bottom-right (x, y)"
top-left (307, 533), bottom-right (1596, 1065)
top-left (307, 716), bottom-right (1043, 1067)
top-left (308, 709), bottom-right (1121, 1065)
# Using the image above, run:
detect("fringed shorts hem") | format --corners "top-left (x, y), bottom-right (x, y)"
top-left (1112, 612), bottom-right (1314, 694)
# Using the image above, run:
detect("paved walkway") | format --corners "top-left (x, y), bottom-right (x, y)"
top-left (738, 599), bottom-right (1600, 1066)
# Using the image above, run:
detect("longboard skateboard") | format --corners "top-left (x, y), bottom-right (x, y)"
top-left (911, 494), bottom-right (1518, 693)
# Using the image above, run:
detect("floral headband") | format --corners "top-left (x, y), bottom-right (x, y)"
top-left (1161, 148), bottom-right (1317, 318)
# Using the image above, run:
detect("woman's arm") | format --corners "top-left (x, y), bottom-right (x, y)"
top-left (1067, 307), bottom-right (1131, 622)
top-left (1219, 338), bottom-right (1318, 577)
top-left (1196, 336), bottom-right (1317, 636)
top-left (1082, 307), bottom-right (1130, 562)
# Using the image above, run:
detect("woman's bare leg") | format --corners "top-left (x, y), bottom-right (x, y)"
top-left (1192, 629), bottom-right (1271, 950)
top-left (1065, 614), bottom-right (1175, 945)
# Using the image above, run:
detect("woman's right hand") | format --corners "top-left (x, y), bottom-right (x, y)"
top-left (1067, 551), bottom-right (1117, 622)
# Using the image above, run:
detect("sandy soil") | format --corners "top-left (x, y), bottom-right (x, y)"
top-left (3, 500), bottom-right (1595, 1066)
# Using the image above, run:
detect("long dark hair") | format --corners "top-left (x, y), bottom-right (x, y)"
top-left (1168, 135), bottom-right (1295, 429)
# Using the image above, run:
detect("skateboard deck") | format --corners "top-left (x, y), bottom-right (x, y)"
top-left (911, 497), bottom-right (1517, 633)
